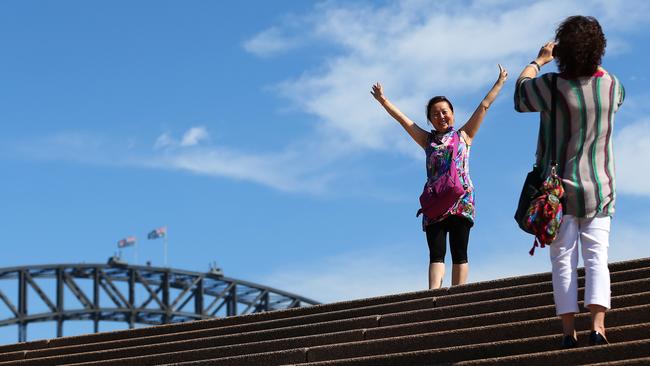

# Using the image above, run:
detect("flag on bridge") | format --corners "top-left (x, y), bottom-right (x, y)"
top-left (147, 226), bottom-right (167, 240)
top-left (117, 236), bottom-right (137, 248)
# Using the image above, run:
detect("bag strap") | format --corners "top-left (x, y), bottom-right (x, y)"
top-left (550, 73), bottom-right (558, 167)
top-left (451, 130), bottom-right (460, 158)
top-left (429, 129), bottom-right (460, 160)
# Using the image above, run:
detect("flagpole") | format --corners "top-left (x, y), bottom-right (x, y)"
top-left (134, 241), bottom-right (138, 265)
top-left (164, 226), bottom-right (168, 267)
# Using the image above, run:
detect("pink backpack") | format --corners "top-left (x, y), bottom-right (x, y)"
top-left (417, 132), bottom-right (466, 220)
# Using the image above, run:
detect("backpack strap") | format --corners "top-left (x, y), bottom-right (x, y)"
top-left (550, 73), bottom-right (558, 167)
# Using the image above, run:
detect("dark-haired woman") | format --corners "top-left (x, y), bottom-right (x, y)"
top-left (371, 65), bottom-right (507, 289)
top-left (515, 16), bottom-right (625, 347)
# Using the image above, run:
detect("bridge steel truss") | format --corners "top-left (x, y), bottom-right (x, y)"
top-left (0, 263), bottom-right (319, 342)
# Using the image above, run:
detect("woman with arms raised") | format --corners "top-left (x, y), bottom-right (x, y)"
top-left (371, 65), bottom-right (507, 289)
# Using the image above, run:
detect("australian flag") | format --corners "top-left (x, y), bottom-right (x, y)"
top-left (117, 236), bottom-right (136, 248)
top-left (147, 226), bottom-right (167, 240)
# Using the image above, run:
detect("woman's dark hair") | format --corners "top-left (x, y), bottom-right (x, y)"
top-left (554, 16), bottom-right (606, 78)
top-left (426, 96), bottom-right (454, 122)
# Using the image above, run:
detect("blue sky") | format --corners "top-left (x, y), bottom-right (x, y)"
top-left (1, 0), bottom-right (650, 343)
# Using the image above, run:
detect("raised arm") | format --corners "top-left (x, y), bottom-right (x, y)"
top-left (514, 41), bottom-right (555, 113)
top-left (460, 64), bottom-right (508, 144)
top-left (371, 82), bottom-right (429, 149)
top-left (517, 41), bottom-right (554, 82)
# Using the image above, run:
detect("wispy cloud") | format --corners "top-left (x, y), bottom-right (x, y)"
top-left (240, 0), bottom-right (649, 192)
top-left (151, 146), bottom-right (331, 193)
top-left (263, 221), bottom-right (650, 304)
top-left (154, 127), bottom-right (209, 149)
top-left (244, 0), bottom-right (647, 158)
top-left (9, 1), bottom-right (649, 196)
top-left (261, 244), bottom-right (427, 303)
top-left (8, 127), bottom-right (334, 194)
top-left (154, 133), bottom-right (175, 150)
top-left (242, 26), bottom-right (301, 57)
top-left (180, 126), bottom-right (209, 147)
top-left (614, 119), bottom-right (650, 196)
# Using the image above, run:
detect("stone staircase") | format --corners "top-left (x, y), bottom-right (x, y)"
top-left (0, 257), bottom-right (648, 366)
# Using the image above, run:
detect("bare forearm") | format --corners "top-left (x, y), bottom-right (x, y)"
top-left (379, 98), bottom-right (428, 148)
top-left (481, 78), bottom-right (506, 110)
top-left (517, 60), bottom-right (542, 81)
top-left (518, 42), bottom-right (555, 81)
top-left (380, 98), bottom-right (413, 128)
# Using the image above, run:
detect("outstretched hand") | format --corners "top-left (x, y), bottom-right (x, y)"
top-left (497, 64), bottom-right (508, 83)
top-left (370, 82), bottom-right (386, 103)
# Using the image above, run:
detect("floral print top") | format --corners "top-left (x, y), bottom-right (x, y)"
top-left (422, 128), bottom-right (475, 229)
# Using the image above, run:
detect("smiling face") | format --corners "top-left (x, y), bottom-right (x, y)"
top-left (428, 101), bottom-right (455, 132)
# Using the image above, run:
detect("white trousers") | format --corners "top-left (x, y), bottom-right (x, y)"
top-left (549, 215), bottom-right (611, 315)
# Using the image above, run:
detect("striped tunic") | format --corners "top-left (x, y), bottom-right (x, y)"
top-left (515, 71), bottom-right (625, 218)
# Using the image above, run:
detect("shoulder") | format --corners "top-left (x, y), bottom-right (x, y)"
top-left (605, 71), bottom-right (622, 85)
top-left (518, 72), bottom-right (556, 85)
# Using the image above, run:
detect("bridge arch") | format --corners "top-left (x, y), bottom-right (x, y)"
top-left (0, 262), bottom-right (319, 342)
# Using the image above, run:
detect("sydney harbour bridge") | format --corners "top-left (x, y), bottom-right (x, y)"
top-left (0, 259), bottom-right (319, 343)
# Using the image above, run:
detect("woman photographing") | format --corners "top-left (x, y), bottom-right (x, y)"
top-left (514, 16), bottom-right (625, 347)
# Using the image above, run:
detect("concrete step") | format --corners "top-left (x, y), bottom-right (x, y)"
top-left (0, 296), bottom-right (434, 361)
top-left (3, 298), bottom-right (432, 356)
top-left (281, 324), bottom-right (650, 366)
top-left (435, 266), bottom-right (650, 308)
top-left (7, 285), bottom-right (648, 366)
top-left (587, 356), bottom-right (650, 366)
top-left (444, 256), bottom-right (650, 298)
top-left (379, 278), bottom-right (648, 327)
top-left (1, 290), bottom-right (440, 352)
top-left (302, 314), bottom-right (650, 364)
top-left (366, 292), bottom-right (650, 340)
top-left (0, 257), bottom-right (647, 366)
top-left (454, 338), bottom-right (650, 366)
top-left (0, 328), bottom-right (360, 366)
top-left (316, 303), bottom-right (650, 361)
top-left (0, 292), bottom-right (433, 356)
top-left (0, 317), bottom-right (378, 365)
top-left (3, 257), bottom-right (647, 355)
top-left (14, 300), bottom-right (649, 366)
top-left (1, 279), bottom-right (647, 365)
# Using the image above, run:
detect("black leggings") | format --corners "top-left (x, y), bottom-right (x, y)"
top-left (425, 215), bottom-right (472, 264)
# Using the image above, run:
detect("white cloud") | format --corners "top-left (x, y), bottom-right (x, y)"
top-left (262, 245), bottom-right (427, 303)
top-left (153, 127), bottom-right (209, 150)
top-left (247, 0), bottom-right (647, 157)
top-left (243, 26), bottom-right (300, 57)
top-left (274, 218), bottom-right (650, 304)
top-left (614, 119), bottom-right (650, 196)
top-left (153, 146), bottom-right (331, 193)
top-left (11, 1), bottom-right (650, 196)
top-left (154, 133), bottom-right (174, 150)
top-left (10, 129), bottom-right (335, 194)
top-left (180, 127), bottom-right (209, 147)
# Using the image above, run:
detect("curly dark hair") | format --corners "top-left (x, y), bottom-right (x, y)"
top-left (554, 16), bottom-right (607, 78)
